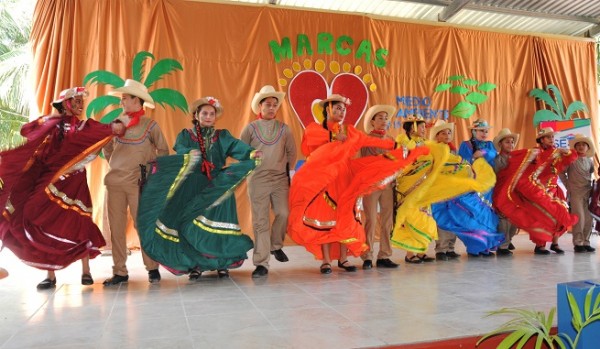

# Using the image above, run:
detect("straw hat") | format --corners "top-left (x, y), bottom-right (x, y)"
top-left (251, 85), bottom-right (285, 115)
top-left (109, 79), bottom-right (155, 109)
top-left (536, 127), bottom-right (555, 140)
top-left (429, 119), bottom-right (455, 140)
top-left (318, 94), bottom-right (351, 108)
top-left (190, 96), bottom-right (224, 118)
top-left (569, 134), bottom-right (595, 157)
top-left (51, 87), bottom-right (88, 109)
top-left (469, 118), bottom-right (492, 130)
top-left (363, 105), bottom-right (395, 133)
top-left (493, 128), bottom-right (520, 151)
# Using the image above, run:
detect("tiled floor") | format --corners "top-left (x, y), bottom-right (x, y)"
top-left (1, 233), bottom-right (599, 349)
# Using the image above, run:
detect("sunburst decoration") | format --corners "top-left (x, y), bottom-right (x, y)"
top-left (278, 59), bottom-right (377, 92)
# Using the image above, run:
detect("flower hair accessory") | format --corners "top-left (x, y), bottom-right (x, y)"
top-left (190, 96), bottom-right (224, 117)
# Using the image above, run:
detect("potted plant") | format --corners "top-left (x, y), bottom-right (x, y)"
top-left (477, 286), bottom-right (600, 349)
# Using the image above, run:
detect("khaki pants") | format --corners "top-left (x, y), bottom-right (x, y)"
top-left (106, 185), bottom-right (158, 276)
top-left (498, 216), bottom-right (518, 249)
top-left (571, 188), bottom-right (593, 246)
top-left (361, 185), bottom-right (393, 260)
top-left (435, 228), bottom-right (457, 253)
top-left (248, 176), bottom-right (289, 268)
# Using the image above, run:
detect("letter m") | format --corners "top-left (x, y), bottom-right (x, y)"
top-left (269, 38), bottom-right (292, 63)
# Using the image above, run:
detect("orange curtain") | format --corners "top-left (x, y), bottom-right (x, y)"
top-left (30, 0), bottom-right (599, 245)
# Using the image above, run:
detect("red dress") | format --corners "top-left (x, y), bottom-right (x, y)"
top-left (493, 146), bottom-right (578, 244)
top-left (288, 122), bottom-right (427, 260)
top-left (0, 115), bottom-right (112, 270)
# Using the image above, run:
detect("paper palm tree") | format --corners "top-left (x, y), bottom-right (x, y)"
top-left (83, 51), bottom-right (188, 123)
top-left (530, 84), bottom-right (588, 127)
top-left (434, 75), bottom-right (497, 119)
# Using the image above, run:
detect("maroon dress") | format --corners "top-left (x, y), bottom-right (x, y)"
top-left (0, 115), bottom-right (113, 270)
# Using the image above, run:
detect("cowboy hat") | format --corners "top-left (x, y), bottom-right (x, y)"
top-left (51, 87), bottom-right (88, 109)
top-left (569, 134), bottom-right (595, 157)
top-left (536, 127), bottom-right (555, 140)
top-left (190, 96), bottom-right (224, 118)
top-left (317, 94), bottom-right (351, 108)
top-left (429, 119), bottom-right (455, 140)
top-left (363, 105), bottom-right (395, 133)
top-left (251, 85), bottom-right (285, 115)
top-left (469, 118), bottom-right (492, 130)
top-left (493, 128), bottom-right (520, 151)
top-left (109, 79), bottom-right (155, 109)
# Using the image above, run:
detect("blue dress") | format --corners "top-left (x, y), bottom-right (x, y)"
top-left (432, 141), bottom-right (502, 254)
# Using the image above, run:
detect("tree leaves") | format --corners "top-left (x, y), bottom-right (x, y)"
top-left (451, 101), bottom-right (476, 118)
top-left (529, 84), bottom-right (589, 127)
top-left (434, 83), bottom-right (452, 92)
top-left (434, 75), bottom-right (496, 119)
top-left (477, 82), bottom-right (496, 92)
top-left (466, 92), bottom-right (488, 104)
top-left (86, 95), bottom-right (120, 118)
top-left (151, 88), bottom-right (189, 114)
top-left (144, 59), bottom-right (183, 87)
top-left (450, 85), bottom-right (469, 94)
top-left (132, 51), bottom-right (154, 82)
top-left (532, 109), bottom-right (561, 127)
top-left (83, 71), bottom-right (124, 88)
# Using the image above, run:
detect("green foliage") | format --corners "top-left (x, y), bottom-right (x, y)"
top-left (84, 51), bottom-right (188, 121)
top-left (434, 75), bottom-right (497, 119)
top-left (529, 84), bottom-right (589, 127)
top-left (0, 110), bottom-right (27, 150)
top-left (477, 286), bottom-right (600, 349)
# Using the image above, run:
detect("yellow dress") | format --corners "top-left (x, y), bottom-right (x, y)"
top-left (391, 136), bottom-right (496, 253)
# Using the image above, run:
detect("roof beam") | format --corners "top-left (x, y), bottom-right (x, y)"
top-left (438, 0), bottom-right (471, 22)
top-left (586, 25), bottom-right (600, 38)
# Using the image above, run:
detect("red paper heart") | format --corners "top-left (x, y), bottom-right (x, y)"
top-left (287, 71), bottom-right (369, 129)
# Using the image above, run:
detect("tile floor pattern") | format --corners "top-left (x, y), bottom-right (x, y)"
top-left (1, 233), bottom-right (599, 349)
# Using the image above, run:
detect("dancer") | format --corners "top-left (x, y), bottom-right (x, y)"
top-left (0, 87), bottom-right (124, 289)
top-left (138, 97), bottom-right (260, 279)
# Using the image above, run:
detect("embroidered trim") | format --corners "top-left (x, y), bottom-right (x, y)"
top-left (302, 216), bottom-right (336, 228)
top-left (45, 182), bottom-right (92, 216)
top-left (116, 119), bottom-right (156, 144)
top-left (193, 215), bottom-right (242, 235)
top-left (251, 121), bottom-right (285, 145)
top-left (155, 220), bottom-right (180, 243)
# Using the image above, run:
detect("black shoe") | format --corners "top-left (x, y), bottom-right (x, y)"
top-left (481, 251), bottom-right (495, 257)
top-left (508, 242), bottom-right (515, 250)
top-left (362, 260), bottom-right (373, 269)
top-left (217, 269), bottom-right (229, 278)
top-left (189, 269), bottom-right (202, 281)
top-left (338, 260), bottom-right (357, 272)
top-left (496, 248), bottom-right (513, 256)
top-left (271, 249), bottom-right (289, 262)
top-left (252, 266), bottom-right (268, 278)
top-left (81, 273), bottom-right (94, 285)
top-left (405, 255), bottom-right (424, 264)
top-left (550, 244), bottom-right (565, 254)
top-left (435, 252), bottom-right (449, 261)
top-left (103, 274), bottom-right (129, 286)
top-left (534, 246), bottom-right (550, 255)
top-left (320, 263), bottom-right (332, 274)
top-left (584, 245), bottom-right (596, 252)
top-left (574, 245), bottom-right (587, 253)
top-left (419, 254), bottom-right (435, 262)
top-left (376, 258), bottom-right (399, 268)
top-left (37, 278), bottom-right (56, 290)
top-left (446, 251), bottom-right (461, 259)
top-left (148, 269), bottom-right (161, 283)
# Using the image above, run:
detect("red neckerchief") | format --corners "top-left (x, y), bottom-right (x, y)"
top-left (65, 114), bottom-right (79, 135)
top-left (126, 109), bottom-right (145, 128)
top-left (448, 142), bottom-right (457, 152)
top-left (371, 129), bottom-right (386, 136)
top-left (257, 112), bottom-right (263, 119)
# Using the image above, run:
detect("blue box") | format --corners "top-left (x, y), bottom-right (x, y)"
top-left (557, 280), bottom-right (600, 349)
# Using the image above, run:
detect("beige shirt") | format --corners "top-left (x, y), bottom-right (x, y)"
top-left (494, 153), bottom-right (510, 174)
top-left (561, 156), bottom-right (593, 191)
top-left (240, 119), bottom-right (297, 181)
top-left (104, 116), bottom-right (169, 186)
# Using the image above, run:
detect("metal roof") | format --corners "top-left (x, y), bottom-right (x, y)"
top-left (219, 0), bottom-right (600, 38)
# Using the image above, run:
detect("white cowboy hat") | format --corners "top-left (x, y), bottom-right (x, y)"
top-left (493, 128), bottom-right (520, 151)
top-left (190, 96), bottom-right (224, 118)
top-left (536, 127), bottom-right (555, 140)
top-left (569, 134), bottom-right (595, 157)
top-left (469, 118), bottom-right (492, 130)
top-left (363, 105), bottom-right (395, 133)
top-left (429, 119), bottom-right (455, 140)
top-left (51, 87), bottom-right (88, 109)
top-left (109, 79), bottom-right (155, 109)
top-left (251, 85), bottom-right (285, 115)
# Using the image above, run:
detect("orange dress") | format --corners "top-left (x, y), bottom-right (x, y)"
top-left (288, 122), bottom-right (427, 260)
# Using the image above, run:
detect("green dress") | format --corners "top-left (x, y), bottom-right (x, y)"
top-left (138, 127), bottom-right (256, 274)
